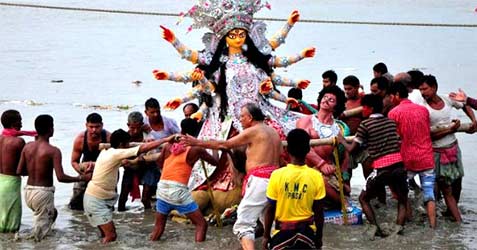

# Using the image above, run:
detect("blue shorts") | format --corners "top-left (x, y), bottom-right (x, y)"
top-left (156, 197), bottom-right (198, 215)
top-left (407, 169), bottom-right (435, 203)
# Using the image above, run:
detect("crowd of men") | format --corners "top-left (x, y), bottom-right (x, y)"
top-left (1, 62), bottom-right (476, 249)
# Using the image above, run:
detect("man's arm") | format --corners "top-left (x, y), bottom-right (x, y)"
top-left (16, 147), bottom-right (28, 176)
top-left (181, 129), bottom-right (252, 150)
top-left (138, 135), bottom-right (175, 154)
top-left (262, 201), bottom-right (276, 250)
top-left (463, 105), bottom-right (477, 133)
top-left (71, 135), bottom-right (84, 174)
top-left (337, 133), bottom-right (359, 153)
top-left (155, 144), bottom-right (169, 169)
top-left (54, 148), bottom-right (86, 183)
top-left (198, 148), bottom-right (219, 166)
top-left (312, 200), bottom-right (324, 249)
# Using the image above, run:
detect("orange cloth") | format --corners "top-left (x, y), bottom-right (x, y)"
top-left (161, 146), bottom-right (192, 186)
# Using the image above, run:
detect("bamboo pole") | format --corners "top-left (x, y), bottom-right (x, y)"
top-left (98, 122), bottom-right (473, 150)
top-left (331, 138), bottom-right (348, 225)
top-left (200, 159), bottom-right (222, 228)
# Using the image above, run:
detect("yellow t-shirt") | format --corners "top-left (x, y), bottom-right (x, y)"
top-left (85, 146), bottom-right (140, 199)
top-left (266, 163), bottom-right (325, 222)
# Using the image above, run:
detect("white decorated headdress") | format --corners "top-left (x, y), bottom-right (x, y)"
top-left (181, 0), bottom-right (271, 39)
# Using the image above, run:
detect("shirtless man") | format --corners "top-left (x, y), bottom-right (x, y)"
top-left (296, 85), bottom-right (351, 209)
top-left (69, 113), bottom-right (110, 211)
top-left (0, 110), bottom-right (27, 233)
top-left (150, 118), bottom-right (218, 242)
top-left (16, 115), bottom-right (90, 241)
top-left (181, 103), bottom-right (282, 250)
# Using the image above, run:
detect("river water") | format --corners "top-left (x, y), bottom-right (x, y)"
top-left (1, 0), bottom-right (477, 249)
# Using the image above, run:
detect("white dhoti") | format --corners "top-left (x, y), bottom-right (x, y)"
top-left (24, 185), bottom-right (57, 241)
top-left (232, 175), bottom-right (270, 241)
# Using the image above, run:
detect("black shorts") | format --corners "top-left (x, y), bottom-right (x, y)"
top-left (270, 226), bottom-right (318, 250)
top-left (363, 162), bottom-right (408, 202)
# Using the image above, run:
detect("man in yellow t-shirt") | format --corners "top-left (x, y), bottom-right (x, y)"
top-left (263, 129), bottom-right (326, 250)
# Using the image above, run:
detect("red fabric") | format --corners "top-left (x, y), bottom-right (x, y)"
top-left (388, 99), bottom-right (434, 172)
top-left (130, 175), bottom-right (141, 201)
top-left (372, 152), bottom-right (402, 169)
top-left (242, 165), bottom-right (277, 196)
top-left (1, 128), bottom-right (37, 137)
top-left (170, 142), bottom-right (186, 155)
top-left (434, 143), bottom-right (458, 165)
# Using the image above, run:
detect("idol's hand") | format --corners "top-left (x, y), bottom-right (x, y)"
top-left (286, 98), bottom-right (299, 109)
top-left (259, 78), bottom-right (273, 95)
top-left (190, 111), bottom-right (203, 122)
top-left (297, 80), bottom-right (311, 90)
top-left (164, 98), bottom-right (183, 110)
top-left (191, 68), bottom-right (204, 81)
top-left (152, 70), bottom-right (168, 80)
top-left (301, 47), bottom-right (316, 58)
top-left (160, 25), bottom-right (175, 43)
top-left (288, 10), bottom-right (300, 25)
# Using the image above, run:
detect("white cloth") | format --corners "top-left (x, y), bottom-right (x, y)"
top-left (83, 193), bottom-right (117, 227)
top-left (86, 146), bottom-right (140, 199)
top-left (24, 185), bottom-right (56, 241)
top-left (233, 175), bottom-right (269, 240)
top-left (156, 180), bottom-right (195, 206)
top-left (408, 89), bottom-right (425, 105)
top-left (423, 95), bottom-right (463, 148)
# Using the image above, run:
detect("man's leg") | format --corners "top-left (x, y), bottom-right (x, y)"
top-left (233, 176), bottom-right (269, 250)
top-left (142, 185), bottom-right (152, 210)
top-left (118, 184), bottom-right (131, 212)
top-left (359, 191), bottom-right (377, 225)
top-left (452, 177), bottom-right (462, 204)
top-left (150, 212), bottom-right (168, 241)
top-left (185, 209), bottom-right (208, 242)
top-left (98, 221), bottom-right (117, 243)
top-left (420, 170), bottom-right (436, 228)
top-left (438, 180), bottom-right (461, 223)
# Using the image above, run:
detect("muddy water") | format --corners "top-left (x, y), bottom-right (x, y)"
top-left (1, 0), bottom-right (477, 249)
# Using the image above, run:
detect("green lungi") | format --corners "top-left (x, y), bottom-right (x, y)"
top-left (0, 173), bottom-right (21, 233)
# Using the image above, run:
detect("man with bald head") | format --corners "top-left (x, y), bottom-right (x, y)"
top-left (181, 103), bottom-right (282, 250)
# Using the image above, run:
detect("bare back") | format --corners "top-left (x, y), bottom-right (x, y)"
top-left (0, 135), bottom-right (25, 176)
top-left (244, 124), bottom-right (281, 173)
top-left (21, 141), bottom-right (59, 187)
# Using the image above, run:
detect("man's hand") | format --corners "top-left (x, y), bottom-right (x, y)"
top-left (449, 88), bottom-right (467, 103)
top-left (81, 173), bottom-right (93, 182)
top-left (259, 78), bottom-right (273, 94)
top-left (84, 161), bottom-right (95, 173)
top-left (301, 47), bottom-right (316, 58)
top-left (297, 80), bottom-right (310, 89)
top-left (287, 10), bottom-right (300, 25)
top-left (179, 134), bottom-right (200, 147)
top-left (320, 163), bottom-right (336, 176)
top-left (336, 133), bottom-right (346, 145)
top-left (450, 119), bottom-right (461, 133)
top-left (121, 159), bottom-right (132, 167)
top-left (152, 70), bottom-right (168, 80)
top-left (164, 98), bottom-right (183, 110)
top-left (191, 68), bottom-right (204, 81)
top-left (160, 25), bottom-right (175, 43)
